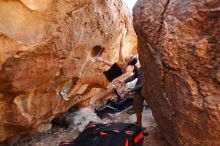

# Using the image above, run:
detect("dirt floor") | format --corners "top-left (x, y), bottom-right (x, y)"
top-left (15, 105), bottom-right (168, 146)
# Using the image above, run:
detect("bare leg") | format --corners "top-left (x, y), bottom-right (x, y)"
top-left (136, 112), bottom-right (142, 127)
top-left (59, 78), bottom-right (79, 100)
top-left (67, 74), bottom-right (109, 98)
top-left (80, 84), bottom-right (99, 96)
top-left (90, 87), bottom-right (114, 105)
top-left (65, 79), bottom-right (78, 93)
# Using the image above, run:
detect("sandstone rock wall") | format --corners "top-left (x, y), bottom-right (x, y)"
top-left (133, 0), bottom-right (220, 145)
top-left (0, 0), bottom-right (137, 141)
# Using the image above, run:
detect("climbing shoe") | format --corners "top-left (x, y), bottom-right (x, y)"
top-left (59, 91), bottom-right (69, 101)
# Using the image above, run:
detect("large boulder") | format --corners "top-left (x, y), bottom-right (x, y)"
top-left (0, 0), bottom-right (137, 141)
top-left (133, 0), bottom-right (220, 145)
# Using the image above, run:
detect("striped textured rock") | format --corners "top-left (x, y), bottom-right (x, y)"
top-left (133, 0), bottom-right (220, 145)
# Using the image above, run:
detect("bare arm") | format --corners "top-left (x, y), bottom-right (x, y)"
top-left (117, 29), bottom-right (127, 67)
top-left (124, 74), bottom-right (137, 83)
top-left (96, 57), bottom-right (112, 67)
top-left (102, 60), bottom-right (113, 67)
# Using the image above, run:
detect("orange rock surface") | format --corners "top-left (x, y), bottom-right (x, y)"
top-left (0, 0), bottom-right (137, 141)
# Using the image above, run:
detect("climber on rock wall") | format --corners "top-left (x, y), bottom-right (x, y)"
top-left (59, 29), bottom-right (138, 101)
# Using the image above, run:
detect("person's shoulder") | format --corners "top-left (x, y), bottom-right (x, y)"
top-left (139, 67), bottom-right (143, 72)
top-left (138, 67), bottom-right (144, 75)
top-left (133, 66), bottom-right (138, 71)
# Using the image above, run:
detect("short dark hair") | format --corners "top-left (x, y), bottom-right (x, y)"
top-left (129, 56), bottom-right (138, 65)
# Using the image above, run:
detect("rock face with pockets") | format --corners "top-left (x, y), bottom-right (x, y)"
top-left (0, 0), bottom-right (137, 141)
top-left (133, 0), bottom-right (220, 145)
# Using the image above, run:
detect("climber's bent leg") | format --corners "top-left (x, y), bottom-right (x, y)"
top-left (90, 86), bottom-right (114, 105)
top-left (66, 73), bottom-right (110, 100)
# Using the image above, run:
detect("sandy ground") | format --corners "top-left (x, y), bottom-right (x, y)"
top-left (15, 105), bottom-right (167, 146)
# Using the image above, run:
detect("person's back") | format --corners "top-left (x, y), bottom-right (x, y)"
top-left (132, 66), bottom-right (144, 92)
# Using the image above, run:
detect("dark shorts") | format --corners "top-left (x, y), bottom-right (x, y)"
top-left (133, 91), bottom-right (144, 113)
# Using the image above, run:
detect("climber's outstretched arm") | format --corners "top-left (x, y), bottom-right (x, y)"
top-left (96, 57), bottom-right (112, 67)
top-left (117, 29), bottom-right (127, 67)
top-left (102, 60), bottom-right (113, 67)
